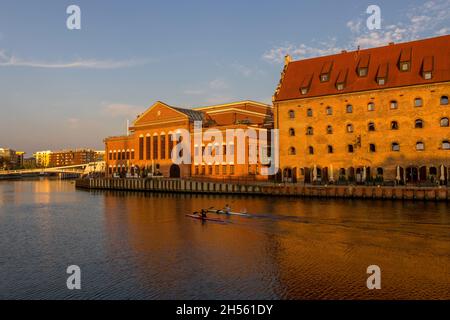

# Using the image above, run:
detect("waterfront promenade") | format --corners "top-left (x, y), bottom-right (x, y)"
top-left (76, 178), bottom-right (450, 201)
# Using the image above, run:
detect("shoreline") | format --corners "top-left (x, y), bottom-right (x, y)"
top-left (75, 178), bottom-right (450, 201)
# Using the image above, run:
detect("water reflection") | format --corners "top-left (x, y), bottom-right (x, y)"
top-left (0, 179), bottom-right (449, 299)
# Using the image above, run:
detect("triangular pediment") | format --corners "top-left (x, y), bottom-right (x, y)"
top-left (133, 101), bottom-right (190, 126)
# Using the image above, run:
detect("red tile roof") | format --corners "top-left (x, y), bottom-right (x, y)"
top-left (274, 35), bottom-right (450, 102)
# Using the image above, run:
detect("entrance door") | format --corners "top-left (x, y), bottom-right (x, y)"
top-left (170, 164), bottom-right (181, 178)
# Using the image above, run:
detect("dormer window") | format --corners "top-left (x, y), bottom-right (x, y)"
top-left (400, 62), bottom-right (410, 72)
top-left (399, 47), bottom-right (412, 72)
top-left (423, 71), bottom-right (432, 80)
top-left (336, 69), bottom-right (348, 91)
top-left (357, 54), bottom-right (370, 77)
top-left (422, 56), bottom-right (433, 80)
top-left (320, 73), bottom-right (329, 82)
top-left (320, 61), bottom-right (333, 82)
top-left (300, 74), bottom-right (313, 95)
top-left (376, 63), bottom-right (388, 86)
top-left (358, 67), bottom-right (368, 77)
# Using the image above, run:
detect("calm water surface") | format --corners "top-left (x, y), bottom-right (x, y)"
top-left (0, 179), bottom-right (449, 299)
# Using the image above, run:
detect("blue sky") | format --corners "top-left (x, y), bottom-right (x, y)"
top-left (0, 0), bottom-right (449, 154)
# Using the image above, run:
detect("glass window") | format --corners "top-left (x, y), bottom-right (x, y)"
top-left (289, 110), bottom-right (295, 119)
top-left (308, 146), bottom-right (314, 155)
top-left (440, 117), bottom-right (449, 127)
top-left (307, 108), bottom-right (313, 117)
top-left (392, 143), bottom-right (400, 152)
top-left (348, 145), bottom-right (354, 153)
top-left (441, 96), bottom-right (449, 105)
top-left (414, 98), bottom-right (423, 107)
top-left (326, 125), bottom-right (333, 134)
top-left (368, 122), bottom-right (375, 131)
top-left (289, 128), bottom-right (295, 136)
top-left (327, 145), bottom-right (333, 154)
top-left (326, 106), bottom-right (333, 115)
top-left (415, 119), bottom-right (423, 128)
top-left (391, 121), bottom-right (399, 130)
top-left (390, 100), bottom-right (398, 109)
top-left (442, 140), bottom-right (450, 150)
top-left (367, 102), bottom-right (375, 111)
top-left (369, 144), bottom-right (376, 152)
top-left (347, 124), bottom-right (354, 133)
top-left (289, 147), bottom-right (296, 155)
top-left (416, 142), bottom-right (425, 151)
top-left (346, 104), bottom-right (353, 113)
top-left (306, 127), bottom-right (314, 135)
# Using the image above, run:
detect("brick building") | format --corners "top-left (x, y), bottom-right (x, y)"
top-left (104, 101), bottom-right (273, 179)
top-left (273, 35), bottom-right (450, 185)
top-left (49, 149), bottom-right (97, 167)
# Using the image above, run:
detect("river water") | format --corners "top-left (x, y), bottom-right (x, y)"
top-left (0, 178), bottom-right (449, 300)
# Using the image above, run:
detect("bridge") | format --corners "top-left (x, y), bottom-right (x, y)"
top-left (0, 161), bottom-right (105, 178)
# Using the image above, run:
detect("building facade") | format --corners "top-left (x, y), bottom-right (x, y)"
top-left (273, 35), bottom-right (450, 185)
top-left (49, 149), bottom-right (97, 167)
top-left (34, 151), bottom-right (52, 168)
top-left (104, 101), bottom-right (273, 179)
top-left (0, 148), bottom-right (17, 170)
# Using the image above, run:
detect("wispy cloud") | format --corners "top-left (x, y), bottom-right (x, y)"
top-left (262, 38), bottom-right (341, 64)
top-left (263, 0), bottom-right (450, 63)
top-left (101, 103), bottom-right (146, 118)
top-left (0, 50), bottom-right (149, 69)
top-left (349, 0), bottom-right (450, 48)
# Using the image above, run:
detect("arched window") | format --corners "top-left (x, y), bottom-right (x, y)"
top-left (377, 168), bottom-right (384, 176)
top-left (346, 104), bottom-right (353, 113)
top-left (391, 121), bottom-right (399, 130)
top-left (327, 145), bottom-right (333, 153)
top-left (348, 145), bottom-right (354, 153)
top-left (289, 128), bottom-right (295, 136)
top-left (369, 144), bottom-right (376, 152)
top-left (289, 110), bottom-right (295, 119)
top-left (326, 106), bottom-right (333, 115)
top-left (442, 140), bottom-right (450, 150)
top-left (441, 96), bottom-right (449, 105)
top-left (415, 119), bottom-right (423, 128)
top-left (391, 142), bottom-right (400, 152)
top-left (346, 124), bottom-right (354, 133)
top-left (307, 108), bottom-right (313, 117)
top-left (414, 98), bottom-right (423, 107)
top-left (416, 141), bottom-right (425, 151)
top-left (390, 100), bottom-right (398, 109)
top-left (308, 146), bottom-right (314, 155)
top-left (368, 122), bottom-right (375, 131)
top-left (326, 125), bottom-right (333, 134)
top-left (288, 147), bottom-right (296, 155)
top-left (367, 102), bottom-right (375, 111)
top-left (339, 168), bottom-right (346, 176)
top-left (306, 127), bottom-right (314, 135)
top-left (440, 117), bottom-right (449, 127)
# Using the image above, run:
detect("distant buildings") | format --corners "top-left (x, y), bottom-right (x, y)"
top-left (34, 151), bottom-right (52, 168)
top-left (0, 148), bottom-right (18, 170)
top-left (49, 149), bottom-right (98, 167)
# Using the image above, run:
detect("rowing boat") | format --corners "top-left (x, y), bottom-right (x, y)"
top-left (207, 210), bottom-right (251, 217)
top-left (185, 214), bottom-right (226, 223)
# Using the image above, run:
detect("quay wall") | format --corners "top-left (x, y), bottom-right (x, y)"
top-left (75, 178), bottom-right (450, 201)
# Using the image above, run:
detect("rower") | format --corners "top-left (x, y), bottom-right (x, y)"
top-left (224, 204), bottom-right (231, 215)
top-left (200, 209), bottom-right (208, 219)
